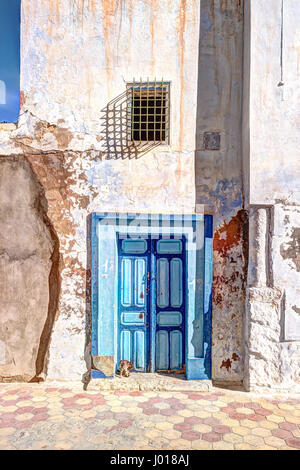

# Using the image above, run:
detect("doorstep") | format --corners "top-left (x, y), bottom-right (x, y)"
top-left (89, 372), bottom-right (212, 392)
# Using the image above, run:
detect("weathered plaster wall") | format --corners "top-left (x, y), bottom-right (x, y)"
top-left (0, 0), bottom-right (202, 381)
top-left (1, 0), bottom-right (297, 390)
top-left (195, 0), bottom-right (246, 383)
top-left (244, 0), bottom-right (300, 390)
top-left (16, 0), bottom-right (199, 156)
top-left (249, 0), bottom-right (300, 205)
top-left (0, 155), bottom-right (59, 382)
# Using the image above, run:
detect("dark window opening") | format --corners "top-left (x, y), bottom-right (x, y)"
top-left (127, 81), bottom-right (170, 144)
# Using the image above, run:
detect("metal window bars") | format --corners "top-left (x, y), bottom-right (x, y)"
top-left (127, 79), bottom-right (170, 145)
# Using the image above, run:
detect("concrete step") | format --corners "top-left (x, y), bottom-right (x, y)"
top-left (89, 372), bottom-right (212, 392)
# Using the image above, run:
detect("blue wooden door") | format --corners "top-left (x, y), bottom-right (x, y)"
top-left (117, 236), bottom-right (185, 373)
top-left (154, 238), bottom-right (185, 372)
top-left (117, 238), bottom-right (150, 371)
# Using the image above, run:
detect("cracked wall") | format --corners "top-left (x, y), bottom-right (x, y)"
top-left (245, 205), bottom-right (300, 391)
top-left (0, 0), bottom-right (298, 389)
top-left (0, 0), bottom-right (202, 381)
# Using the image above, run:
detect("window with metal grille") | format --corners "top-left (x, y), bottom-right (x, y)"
top-left (127, 81), bottom-right (170, 144)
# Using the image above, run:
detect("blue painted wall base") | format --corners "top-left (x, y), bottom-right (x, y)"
top-left (91, 370), bottom-right (114, 379)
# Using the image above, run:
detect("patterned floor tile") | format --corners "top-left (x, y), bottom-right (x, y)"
top-left (0, 384), bottom-right (298, 450)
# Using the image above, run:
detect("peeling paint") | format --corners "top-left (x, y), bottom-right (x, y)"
top-left (211, 209), bottom-right (247, 381)
top-left (220, 358), bottom-right (232, 371)
top-left (292, 305), bottom-right (300, 316)
top-left (20, 90), bottom-right (26, 109)
top-left (280, 227), bottom-right (300, 272)
top-left (214, 210), bottom-right (247, 257)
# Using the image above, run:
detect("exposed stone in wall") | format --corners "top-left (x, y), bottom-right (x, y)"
top-left (245, 204), bottom-right (300, 391)
top-left (244, 286), bottom-right (283, 390)
top-left (0, 155), bottom-right (59, 382)
top-left (245, 286), bottom-right (300, 392)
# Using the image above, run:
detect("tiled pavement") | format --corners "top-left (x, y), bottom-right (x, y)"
top-left (0, 384), bottom-right (300, 450)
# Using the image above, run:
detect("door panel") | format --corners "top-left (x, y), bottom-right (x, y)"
top-left (134, 258), bottom-right (146, 306)
top-left (157, 239), bottom-right (182, 254)
top-left (155, 238), bottom-right (185, 372)
top-left (118, 238), bottom-right (149, 372)
top-left (121, 258), bottom-right (132, 306)
top-left (157, 258), bottom-right (169, 308)
top-left (122, 239), bottom-right (147, 254)
top-left (170, 258), bottom-right (183, 307)
top-left (121, 311), bottom-right (145, 325)
top-left (120, 330), bottom-right (131, 362)
top-left (134, 331), bottom-right (145, 370)
top-left (170, 330), bottom-right (183, 370)
top-left (157, 311), bottom-right (182, 327)
top-left (156, 330), bottom-right (169, 370)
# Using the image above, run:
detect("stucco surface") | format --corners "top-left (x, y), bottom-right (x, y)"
top-left (0, 0), bottom-right (201, 381)
top-left (243, 0), bottom-right (300, 390)
top-left (273, 203), bottom-right (300, 342)
top-left (249, 0), bottom-right (300, 205)
top-left (0, 0), bottom-right (299, 391)
top-left (195, 0), bottom-right (246, 382)
top-left (16, 0), bottom-right (199, 153)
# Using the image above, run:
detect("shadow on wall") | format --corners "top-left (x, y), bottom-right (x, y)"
top-left (100, 89), bottom-right (160, 159)
top-left (82, 214), bottom-right (93, 389)
top-left (196, 0), bottom-right (213, 155)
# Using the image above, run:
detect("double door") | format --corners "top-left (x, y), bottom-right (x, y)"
top-left (117, 236), bottom-right (185, 372)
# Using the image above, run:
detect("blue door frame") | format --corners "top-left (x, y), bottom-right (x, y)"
top-left (116, 235), bottom-right (187, 373)
top-left (90, 212), bottom-right (213, 380)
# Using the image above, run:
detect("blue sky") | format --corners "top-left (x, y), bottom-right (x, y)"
top-left (0, 0), bottom-right (20, 123)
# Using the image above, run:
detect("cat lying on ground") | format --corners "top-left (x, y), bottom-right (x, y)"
top-left (118, 360), bottom-right (133, 377)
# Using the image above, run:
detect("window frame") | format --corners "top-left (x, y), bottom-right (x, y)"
top-left (126, 80), bottom-right (171, 146)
